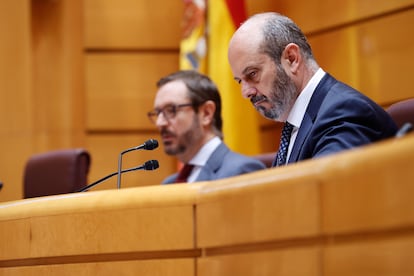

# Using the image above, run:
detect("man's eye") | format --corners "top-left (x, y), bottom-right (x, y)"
top-left (248, 71), bottom-right (257, 79)
top-left (164, 106), bottom-right (176, 115)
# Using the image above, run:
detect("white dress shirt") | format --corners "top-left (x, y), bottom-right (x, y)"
top-left (285, 68), bottom-right (326, 162)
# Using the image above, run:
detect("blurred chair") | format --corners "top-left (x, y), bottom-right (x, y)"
top-left (253, 152), bottom-right (275, 168)
top-left (24, 148), bottom-right (91, 198)
top-left (386, 98), bottom-right (414, 129)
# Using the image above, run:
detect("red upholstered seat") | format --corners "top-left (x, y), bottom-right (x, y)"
top-left (386, 98), bottom-right (414, 129)
top-left (24, 148), bottom-right (91, 198)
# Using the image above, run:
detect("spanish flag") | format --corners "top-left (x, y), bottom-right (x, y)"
top-left (180, 0), bottom-right (207, 72)
top-left (207, 0), bottom-right (261, 155)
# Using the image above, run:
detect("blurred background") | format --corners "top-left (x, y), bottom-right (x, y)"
top-left (0, 0), bottom-right (413, 202)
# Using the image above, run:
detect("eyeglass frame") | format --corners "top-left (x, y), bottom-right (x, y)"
top-left (147, 103), bottom-right (195, 124)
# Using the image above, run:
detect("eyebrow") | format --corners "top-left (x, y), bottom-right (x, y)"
top-left (241, 65), bottom-right (256, 76)
top-left (233, 66), bottom-right (252, 84)
top-left (237, 65), bottom-right (259, 83)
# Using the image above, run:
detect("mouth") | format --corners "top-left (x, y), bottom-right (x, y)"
top-left (251, 95), bottom-right (267, 108)
top-left (160, 130), bottom-right (176, 145)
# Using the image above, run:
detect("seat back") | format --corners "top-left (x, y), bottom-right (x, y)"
top-left (252, 152), bottom-right (275, 168)
top-left (386, 98), bottom-right (414, 129)
top-left (24, 148), bottom-right (91, 198)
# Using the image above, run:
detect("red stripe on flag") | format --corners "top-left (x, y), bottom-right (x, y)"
top-left (225, 0), bottom-right (247, 28)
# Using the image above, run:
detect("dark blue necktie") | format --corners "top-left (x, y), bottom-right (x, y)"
top-left (274, 122), bottom-right (294, 166)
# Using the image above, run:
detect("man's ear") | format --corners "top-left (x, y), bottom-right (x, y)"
top-left (199, 100), bottom-right (216, 126)
top-left (281, 43), bottom-right (301, 74)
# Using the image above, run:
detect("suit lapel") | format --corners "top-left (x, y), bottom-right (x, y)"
top-left (289, 113), bottom-right (312, 163)
top-left (196, 142), bottom-right (228, 181)
top-left (288, 74), bottom-right (336, 163)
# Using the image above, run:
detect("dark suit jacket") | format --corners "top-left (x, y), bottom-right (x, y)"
top-left (274, 73), bottom-right (398, 166)
top-left (163, 142), bottom-right (266, 184)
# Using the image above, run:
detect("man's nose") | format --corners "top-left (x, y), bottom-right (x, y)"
top-left (155, 113), bottom-right (168, 127)
top-left (241, 81), bottom-right (257, 99)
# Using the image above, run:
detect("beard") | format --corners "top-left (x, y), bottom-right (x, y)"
top-left (251, 65), bottom-right (298, 121)
top-left (162, 115), bottom-right (203, 156)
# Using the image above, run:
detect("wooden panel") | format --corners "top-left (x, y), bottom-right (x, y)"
top-left (0, 259), bottom-right (194, 276)
top-left (0, 185), bottom-right (199, 274)
top-left (259, 124), bottom-right (280, 153)
top-left (310, 9), bottom-right (414, 105)
top-left (0, 207), bottom-right (192, 258)
top-left (31, 0), bottom-right (85, 149)
top-left (198, 247), bottom-right (320, 276)
top-left (197, 166), bottom-right (321, 247)
top-left (278, 0), bottom-right (414, 33)
top-left (324, 237), bottom-right (414, 276)
top-left (321, 137), bottom-right (414, 234)
top-left (0, 1), bottom-right (33, 202)
top-left (0, 1), bottom-right (31, 134)
top-left (84, 0), bottom-right (184, 48)
top-left (246, 0), bottom-right (281, 16)
top-left (0, 184), bottom-right (198, 259)
top-left (258, 116), bottom-right (281, 154)
top-left (0, 0), bottom-right (86, 202)
top-left (86, 53), bottom-right (179, 130)
top-left (86, 134), bottom-right (176, 190)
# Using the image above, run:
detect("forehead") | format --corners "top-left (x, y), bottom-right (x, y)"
top-left (154, 80), bottom-right (189, 107)
top-left (228, 27), bottom-right (272, 75)
top-left (229, 42), bottom-right (273, 76)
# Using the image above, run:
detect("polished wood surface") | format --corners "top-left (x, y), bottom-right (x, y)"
top-left (1, 135), bottom-right (413, 275)
top-left (276, 0), bottom-right (414, 33)
top-left (84, 0), bottom-right (184, 49)
top-left (0, 1), bottom-right (32, 201)
top-left (310, 8), bottom-right (414, 106)
top-left (31, 0), bottom-right (85, 149)
top-left (86, 53), bottom-right (179, 130)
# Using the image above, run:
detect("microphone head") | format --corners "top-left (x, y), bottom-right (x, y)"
top-left (143, 139), bottom-right (159, 150)
top-left (144, 160), bottom-right (159, 170)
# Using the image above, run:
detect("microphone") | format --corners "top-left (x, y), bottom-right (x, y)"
top-left (121, 139), bottom-right (159, 154)
top-left (77, 159), bottom-right (159, 192)
top-left (117, 139), bottom-right (159, 189)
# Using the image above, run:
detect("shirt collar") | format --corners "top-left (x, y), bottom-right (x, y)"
top-left (287, 68), bottom-right (325, 128)
top-left (189, 136), bottom-right (221, 167)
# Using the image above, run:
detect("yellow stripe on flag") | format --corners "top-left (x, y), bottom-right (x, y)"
top-left (207, 0), bottom-right (261, 155)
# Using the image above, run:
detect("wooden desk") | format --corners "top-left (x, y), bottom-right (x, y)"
top-left (1, 135), bottom-right (414, 275)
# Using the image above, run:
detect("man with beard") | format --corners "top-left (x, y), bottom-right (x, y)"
top-left (228, 12), bottom-right (397, 167)
top-left (148, 70), bottom-right (266, 184)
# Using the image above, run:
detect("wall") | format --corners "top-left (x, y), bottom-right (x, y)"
top-left (0, 0), bottom-right (84, 202)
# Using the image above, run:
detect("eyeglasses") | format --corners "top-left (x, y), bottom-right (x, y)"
top-left (147, 103), bottom-right (194, 123)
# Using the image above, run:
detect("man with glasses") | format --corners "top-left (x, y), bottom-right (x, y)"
top-left (148, 70), bottom-right (266, 184)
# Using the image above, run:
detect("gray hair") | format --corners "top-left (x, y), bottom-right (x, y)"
top-left (251, 12), bottom-right (315, 66)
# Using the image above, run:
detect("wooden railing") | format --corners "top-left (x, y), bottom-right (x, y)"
top-left (0, 134), bottom-right (413, 275)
